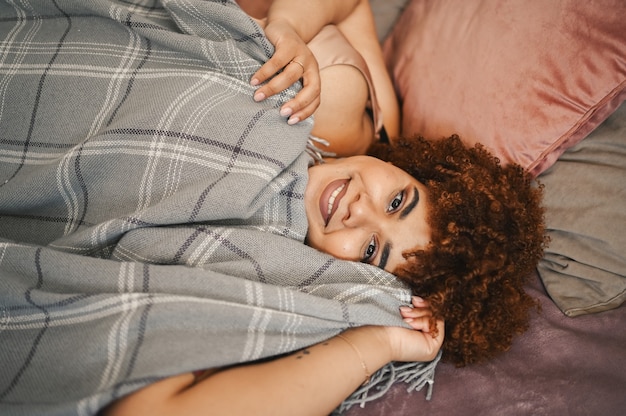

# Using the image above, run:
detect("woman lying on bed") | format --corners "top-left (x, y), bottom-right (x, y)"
top-left (0, 1), bottom-right (543, 414)
top-left (103, 5), bottom-right (545, 413)
top-left (103, 134), bottom-right (545, 416)
top-left (100, 1), bottom-right (546, 415)
top-left (241, 0), bottom-right (547, 366)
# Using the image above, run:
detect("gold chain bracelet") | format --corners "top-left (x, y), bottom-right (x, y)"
top-left (336, 333), bottom-right (371, 386)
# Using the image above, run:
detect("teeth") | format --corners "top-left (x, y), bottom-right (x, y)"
top-left (327, 183), bottom-right (345, 219)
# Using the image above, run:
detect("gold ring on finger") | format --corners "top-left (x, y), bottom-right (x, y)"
top-left (289, 59), bottom-right (305, 72)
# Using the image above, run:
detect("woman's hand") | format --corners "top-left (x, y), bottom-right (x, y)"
top-left (388, 296), bottom-right (444, 362)
top-left (251, 19), bottom-right (321, 125)
top-left (399, 296), bottom-right (434, 328)
top-left (345, 297), bottom-right (443, 365)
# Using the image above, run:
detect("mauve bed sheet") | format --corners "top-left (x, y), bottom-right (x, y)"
top-left (347, 271), bottom-right (626, 416)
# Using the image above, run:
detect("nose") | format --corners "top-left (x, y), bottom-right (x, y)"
top-left (343, 193), bottom-right (376, 228)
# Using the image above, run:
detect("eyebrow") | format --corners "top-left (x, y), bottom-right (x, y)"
top-left (399, 187), bottom-right (419, 219)
top-left (378, 242), bottom-right (391, 270)
top-left (378, 187), bottom-right (420, 270)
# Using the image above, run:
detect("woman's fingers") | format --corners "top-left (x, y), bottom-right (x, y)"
top-left (250, 20), bottom-right (322, 123)
top-left (400, 296), bottom-right (438, 334)
top-left (400, 297), bottom-right (432, 319)
top-left (252, 56), bottom-right (321, 124)
top-left (252, 59), bottom-right (303, 100)
top-left (250, 53), bottom-right (292, 89)
top-left (401, 315), bottom-right (432, 332)
top-left (281, 66), bottom-right (321, 124)
top-left (411, 296), bottom-right (430, 308)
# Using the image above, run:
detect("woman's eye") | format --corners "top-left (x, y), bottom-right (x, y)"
top-left (362, 236), bottom-right (377, 263)
top-left (387, 190), bottom-right (405, 213)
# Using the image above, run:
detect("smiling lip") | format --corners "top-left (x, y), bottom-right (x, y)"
top-left (319, 179), bottom-right (349, 226)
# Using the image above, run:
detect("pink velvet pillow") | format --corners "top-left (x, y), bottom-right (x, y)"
top-left (384, 0), bottom-right (626, 176)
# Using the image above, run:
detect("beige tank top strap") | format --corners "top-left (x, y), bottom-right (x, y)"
top-left (306, 25), bottom-right (385, 140)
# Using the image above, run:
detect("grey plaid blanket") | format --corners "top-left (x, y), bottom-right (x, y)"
top-left (0, 1), bottom-right (439, 414)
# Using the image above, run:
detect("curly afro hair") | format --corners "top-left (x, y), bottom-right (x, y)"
top-left (369, 135), bottom-right (548, 367)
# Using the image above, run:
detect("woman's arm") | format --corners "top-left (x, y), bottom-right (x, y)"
top-left (243, 0), bottom-right (399, 156)
top-left (104, 301), bottom-right (443, 416)
top-left (334, 0), bottom-right (400, 139)
top-left (262, 0), bottom-right (361, 43)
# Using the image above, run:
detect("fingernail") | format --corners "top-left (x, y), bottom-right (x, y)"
top-left (280, 107), bottom-right (293, 117)
top-left (413, 296), bottom-right (424, 303)
top-left (287, 116), bottom-right (300, 125)
top-left (250, 78), bottom-right (259, 86)
top-left (253, 92), bottom-right (265, 102)
top-left (403, 318), bottom-right (414, 323)
top-left (399, 306), bottom-right (413, 312)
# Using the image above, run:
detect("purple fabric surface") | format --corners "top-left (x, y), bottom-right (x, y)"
top-left (347, 272), bottom-right (626, 416)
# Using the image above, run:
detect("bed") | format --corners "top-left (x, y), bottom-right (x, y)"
top-left (345, 1), bottom-right (626, 415)
top-left (0, 1), bottom-right (624, 415)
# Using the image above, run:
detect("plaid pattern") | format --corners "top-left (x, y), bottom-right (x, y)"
top-left (0, 1), bottom-right (438, 414)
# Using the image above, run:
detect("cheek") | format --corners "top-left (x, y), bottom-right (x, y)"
top-left (314, 232), bottom-right (361, 261)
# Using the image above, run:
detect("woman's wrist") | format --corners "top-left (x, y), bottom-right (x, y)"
top-left (265, 5), bottom-right (315, 42)
top-left (337, 327), bottom-right (395, 377)
top-left (264, 0), bottom-right (360, 44)
top-left (340, 320), bottom-right (444, 367)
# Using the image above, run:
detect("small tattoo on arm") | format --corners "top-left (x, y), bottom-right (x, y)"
top-left (295, 348), bottom-right (311, 359)
top-left (294, 341), bottom-right (329, 359)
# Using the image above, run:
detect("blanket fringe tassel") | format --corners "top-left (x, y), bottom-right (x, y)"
top-left (333, 350), bottom-right (442, 414)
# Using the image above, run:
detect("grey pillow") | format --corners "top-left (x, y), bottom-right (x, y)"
top-left (537, 102), bottom-right (626, 316)
top-left (369, 0), bottom-right (411, 42)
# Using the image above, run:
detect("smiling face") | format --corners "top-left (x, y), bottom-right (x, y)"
top-left (304, 156), bottom-right (431, 273)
